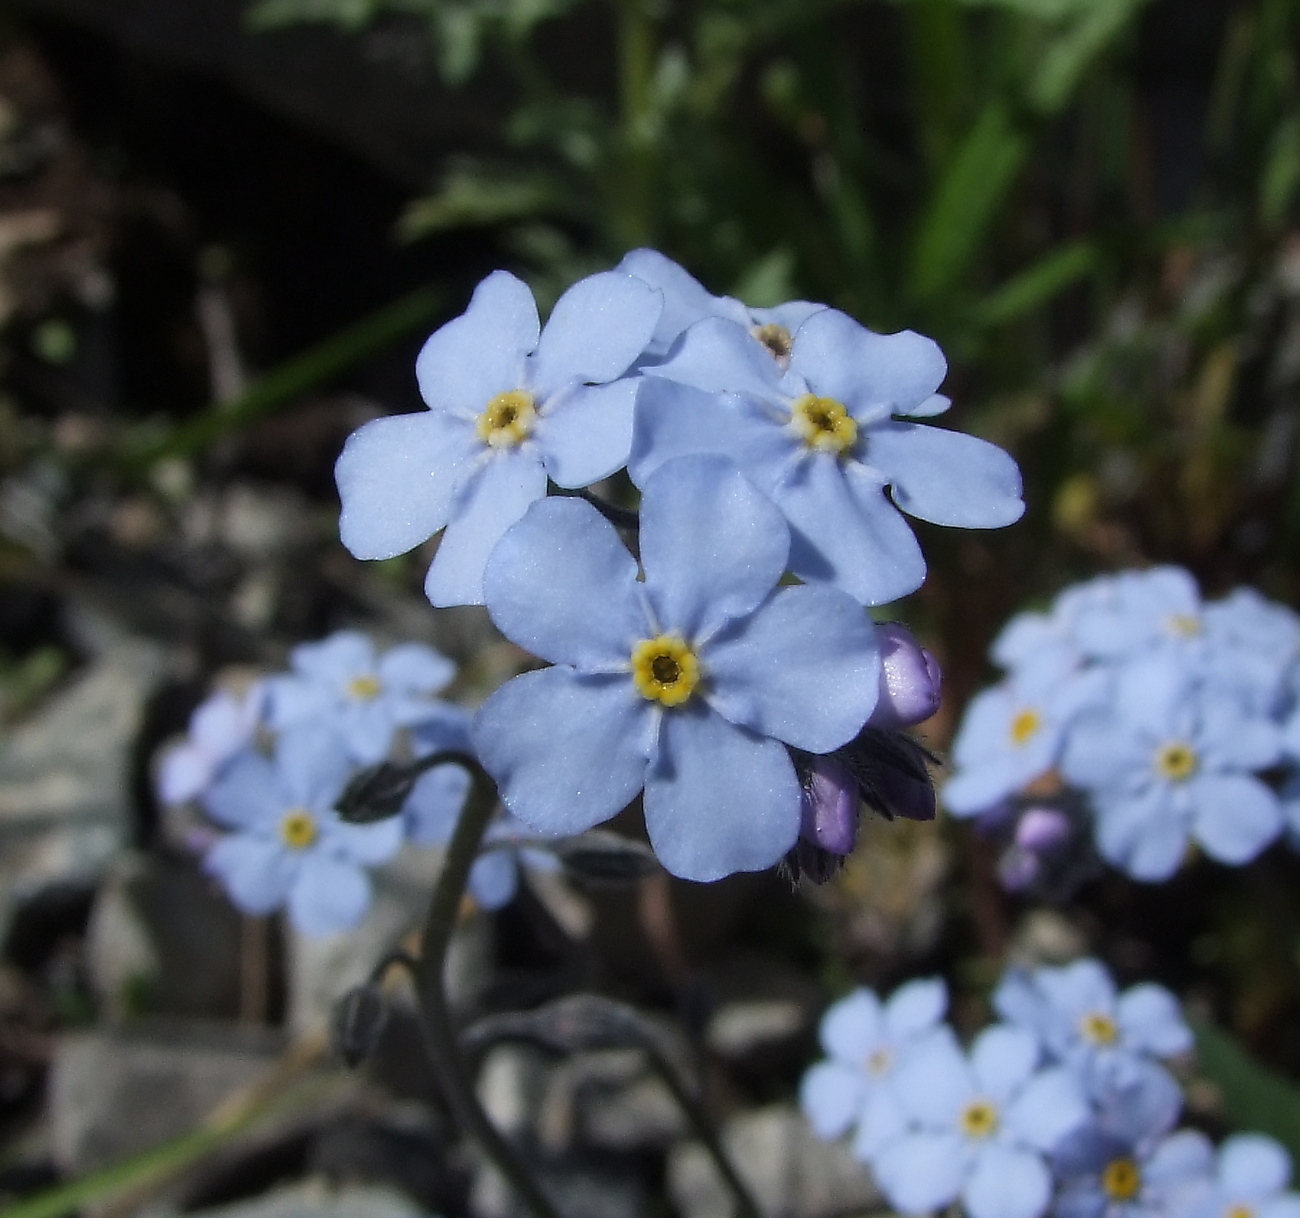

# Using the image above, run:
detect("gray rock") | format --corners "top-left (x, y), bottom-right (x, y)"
top-left (471, 1160), bottom-right (643, 1218)
top-left (185, 1180), bottom-right (434, 1218)
top-left (667, 1103), bottom-right (882, 1218)
top-left (48, 1022), bottom-right (286, 1173)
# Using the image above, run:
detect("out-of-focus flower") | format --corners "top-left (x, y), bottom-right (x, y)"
top-left (157, 683), bottom-right (265, 805)
top-left (267, 631), bottom-right (457, 765)
top-left (799, 978), bottom-right (948, 1156)
top-left (1183, 1134), bottom-right (1300, 1218)
top-left (472, 454), bottom-right (881, 882)
top-left (202, 726), bottom-right (403, 935)
top-left (869, 622), bottom-right (942, 730)
top-left (871, 1023), bottom-right (1089, 1218)
top-left (336, 269), bottom-right (661, 606)
top-left (631, 309), bottom-right (1024, 606)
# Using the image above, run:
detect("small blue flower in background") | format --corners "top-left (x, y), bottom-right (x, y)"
top-left (267, 630), bottom-right (457, 765)
top-left (630, 307), bottom-right (1024, 606)
top-left (1062, 653), bottom-right (1282, 880)
top-left (615, 247), bottom-right (828, 364)
top-left (1067, 567), bottom-right (1206, 662)
top-left (1182, 1134), bottom-right (1300, 1218)
top-left (993, 958), bottom-right (1191, 1092)
top-left (472, 453), bottom-right (882, 882)
top-left (401, 706), bottom-right (474, 846)
top-left (157, 682), bottom-right (265, 805)
top-left (871, 1023), bottom-right (1089, 1218)
top-left (335, 269), bottom-right (662, 606)
top-left (798, 978), bottom-right (947, 1157)
top-left (202, 725), bottom-right (403, 935)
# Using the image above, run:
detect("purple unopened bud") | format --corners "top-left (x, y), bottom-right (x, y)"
top-left (799, 755), bottom-right (859, 855)
top-left (869, 623), bottom-right (942, 730)
top-left (997, 848), bottom-right (1041, 892)
top-left (1014, 807), bottom-right (1072, 854)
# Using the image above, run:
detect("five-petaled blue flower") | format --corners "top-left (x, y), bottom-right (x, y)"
top-left (202, 725), bottom-right (403, 935)
top-left (335, 269), bottom-right (662, 606)
top-left (471, 454), bottom-right (882, 882)
top-left (1182, 1134), bottom-right (1300, 1218)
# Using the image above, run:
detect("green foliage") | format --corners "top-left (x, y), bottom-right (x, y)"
top-left (1194, 1019), bottom-right (1300, 1163)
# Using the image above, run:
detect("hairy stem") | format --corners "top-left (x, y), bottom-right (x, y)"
top-left (413, 762), bottom-right (564, 1218)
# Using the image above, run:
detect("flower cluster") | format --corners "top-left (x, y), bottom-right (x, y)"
top-left (335, 252), bottom-right (1022, 882)
top-left (156, 631), bottom-right (551, 933)
top-left (800, 957), bottom-right (1300, 1218)
top-left (945, 567), bottom-right (1300, 884)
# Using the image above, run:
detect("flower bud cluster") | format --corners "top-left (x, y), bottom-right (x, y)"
top-left (333, 251), bottom-right (1019, 883)
top-left (945, 567), bottom-right (1300, 883)
top-left (801, 957), bottom-right (1299, 1218)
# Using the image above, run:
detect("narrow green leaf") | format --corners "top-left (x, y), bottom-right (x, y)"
top-left (909, 102), bottom-right (1029, 303)
top-left (975, 240), bottom-right (1096, 326)
top-left (1027, 0), bottom-right (1148, 116)
top-left (1193, 1018), bottom-right (1300, 1162)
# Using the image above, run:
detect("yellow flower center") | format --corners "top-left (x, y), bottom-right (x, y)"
top-left (1010, 708), bottom-right (1042, 747)
top-left (347, 674), bottom-right (383, 701)
top-left (475, 389), bottom-right (536, 448)
top-left (1079, 1011), bottom-right (1119, 1045)
top-left (631, 636), bottom-right (700, 708)
top-left (1165, 613), bottom-right (1201, 638)
top-left (1155, 740), bottom-right (1198, 783)
top-left (790, 394), bottom-right (858, 455)
top-left (864, 1047), bottom-right (892, 1076)
top-left (752, 322), bottom-right (793, 364)
top-left (1226, 1207), bottom-right (1255, 1218)
top-left (1102, 1158), bottom-right (1141, 1201)
top-left (959, 1099), bottom-right (999, 1140)
top-left (280, 808), bottom-right (319, 851)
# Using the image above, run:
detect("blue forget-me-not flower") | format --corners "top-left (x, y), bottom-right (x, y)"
top-left (1182, 1135), bottom-right (1300, 1218)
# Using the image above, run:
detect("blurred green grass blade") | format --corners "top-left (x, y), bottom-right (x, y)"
top-left (123, 284), bottom-right (445, 471)
top-left (908, 102), bottom-right (1029, 303)
top-left (904, 0), bottom-right (968, 169)
top-left (975, 240), bottom-right (1097, 326)
top-left (1194, 1018), bottom-right (1300, 1161)
top-left (1027, 0), bottom-right (1149, 116)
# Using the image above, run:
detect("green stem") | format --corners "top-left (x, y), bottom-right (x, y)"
top-left (613, 0), bottom-right (656, 247)
top-left (413, 764), bottom-right (564, 1218)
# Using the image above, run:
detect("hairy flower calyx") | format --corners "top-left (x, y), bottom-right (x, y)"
top-left (790, 394), bottom-right (858, 455)
top-left (347, 674), bottom-right (383, 701)
top-left (280, 808), bottom-right (319, 850)
top-left (476, 389), bottom-right (536, 449)
top-left (1155, 740), bottom-right (1198, 783)
top-left (752, 322), bottom-right (793, 365)
top-left (959, 1099), bottom-right (999, 1140)
top-left (1102, 1158), bottom-right (1141, 1201)
top-left (1079, 1011), bottom-right (1119, 1045)
top-left (631, 635), bottom-right (700, 707)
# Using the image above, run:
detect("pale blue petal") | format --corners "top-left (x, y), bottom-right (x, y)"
top-left (1116, 985), bottom-right (1191, 1057)
top-left (643, 704), bottom-right (800, 881)
top-left (473, 668), bottom-right (650, 836)
top-left (963, 1143), bottom-right (1051, 1218)
top-left (1005, 1067), bottom-right (1089, 1152)
top-left (291, 631), bottom-right (374, 683)
top-left (1201, 703), bottom-right (1282, 771)
top-left (617, 248), bottom-right (739, 350)
top-left (1096, 793), bottom-right (1189, 881)
top-left (276, 724), bottom-right (352, 812)
top-left (324, 815), bottom-right (404, 866)
top-left (412, 705), bottom-right (474, 756)
top-left (469, 849), bottom-right (520, 910)
top-left (1190, 774), bottom-right (1282, 864)
top-left (863, 422), bottom-right (1024, 528)
top-left (482, 496), bottom-right (644, 668)
top-left (993, 971), bottom-right (1044, 1034)
top-left (872, 1131), bottom-right (970, 1212)
top-left (703, 585), bottom-right (879, 751)
top-left (415, 270), bottom-right (538, 415)
top-left (892, 1026), bottom-right (972, 1126)
top-left (203, 750), bottom-right (284, 830)
top-left (158, 745), bottom-right (211, 804)
top-left (1061, 716), bottom-right (1148, 789)
top-left (190, 690), bottom-right (258, 757)
top-left (851, 1083), bottom-right (910, 1159)
top-left (403, 763), bottom-right (473, 845)
top-left (971, 1025), bottom-right (1039, 1102)
top-left (424, 450), bottom-right (548, 607)
top-left (529, 271), bottom-right (661, 398)
top-left (788, 311), bottom-right (947, 415)
top-left (1145, 1129), bottom-right (1215, 1190)
top-left (288, 854), bottom-right (372, 935)
top-left (639, 454), bottom-right (789, 641)
top-left (799, 1060), bottom-right (865, 1139)
top-left (1037, 960), bottom-right (1116, 1020)
top-left (536, 378), bottom-right (639, 488)
top-left (752, 301), bottom-right (826, 334)
top-left (341, 703), bottom-right (396, 765)
top-left (900, 392), bottom-right (951, 418)
top-left (944, 756), bottom-right (1045, 816)
top-left (1115, 655), bottom-right (1187, 735)
top-left (377, 643), bottom-right (456, 694)
top-left (821, 989), bottom-right (884, 1061)
top-left (1219, 1135), bottom-right (1292, 1199)
top-left (626, 378), bottom-right (740, 486)
top-left (648, 317), bottom-right (788, 402)
top-left (205, 834), bottom-right (295, 915)
top-left (336, 411), bottom-right (478, 559)
top-left (264, 674), bottom-right (328, 732)
top-left (885, 977), bottom-right (948, 1039)
top-left (779, 457), bottom-right (927, 606)
top-left (1260, 1198), bottom-right (1300, 1218)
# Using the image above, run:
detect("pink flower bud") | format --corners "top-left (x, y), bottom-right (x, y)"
top-left (869, 623), bottom-right (941, 730)
top-left (798, 754), bottom-right (859, 856)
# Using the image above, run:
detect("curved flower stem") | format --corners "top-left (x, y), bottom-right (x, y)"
top-left (412, 762), bottom-right (564, 1218)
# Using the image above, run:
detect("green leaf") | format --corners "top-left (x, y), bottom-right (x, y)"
top-left (730, 248), bottom-right (796, 308)
top-left (1193, 1018), bottom-right (1300, 1162)
top-left (909, 102), bottom-right (1029, 303)
top-left (246, 0), bottom-right (379, 32)
top-left (975, 240), bottom-right (1097, 326)
top-left (1260, 114), bottom-right (1300, 229)
top-left (397, 163), bottom-right (563, 239)
top-left (1026, 0), bottom-right (1149, 116)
